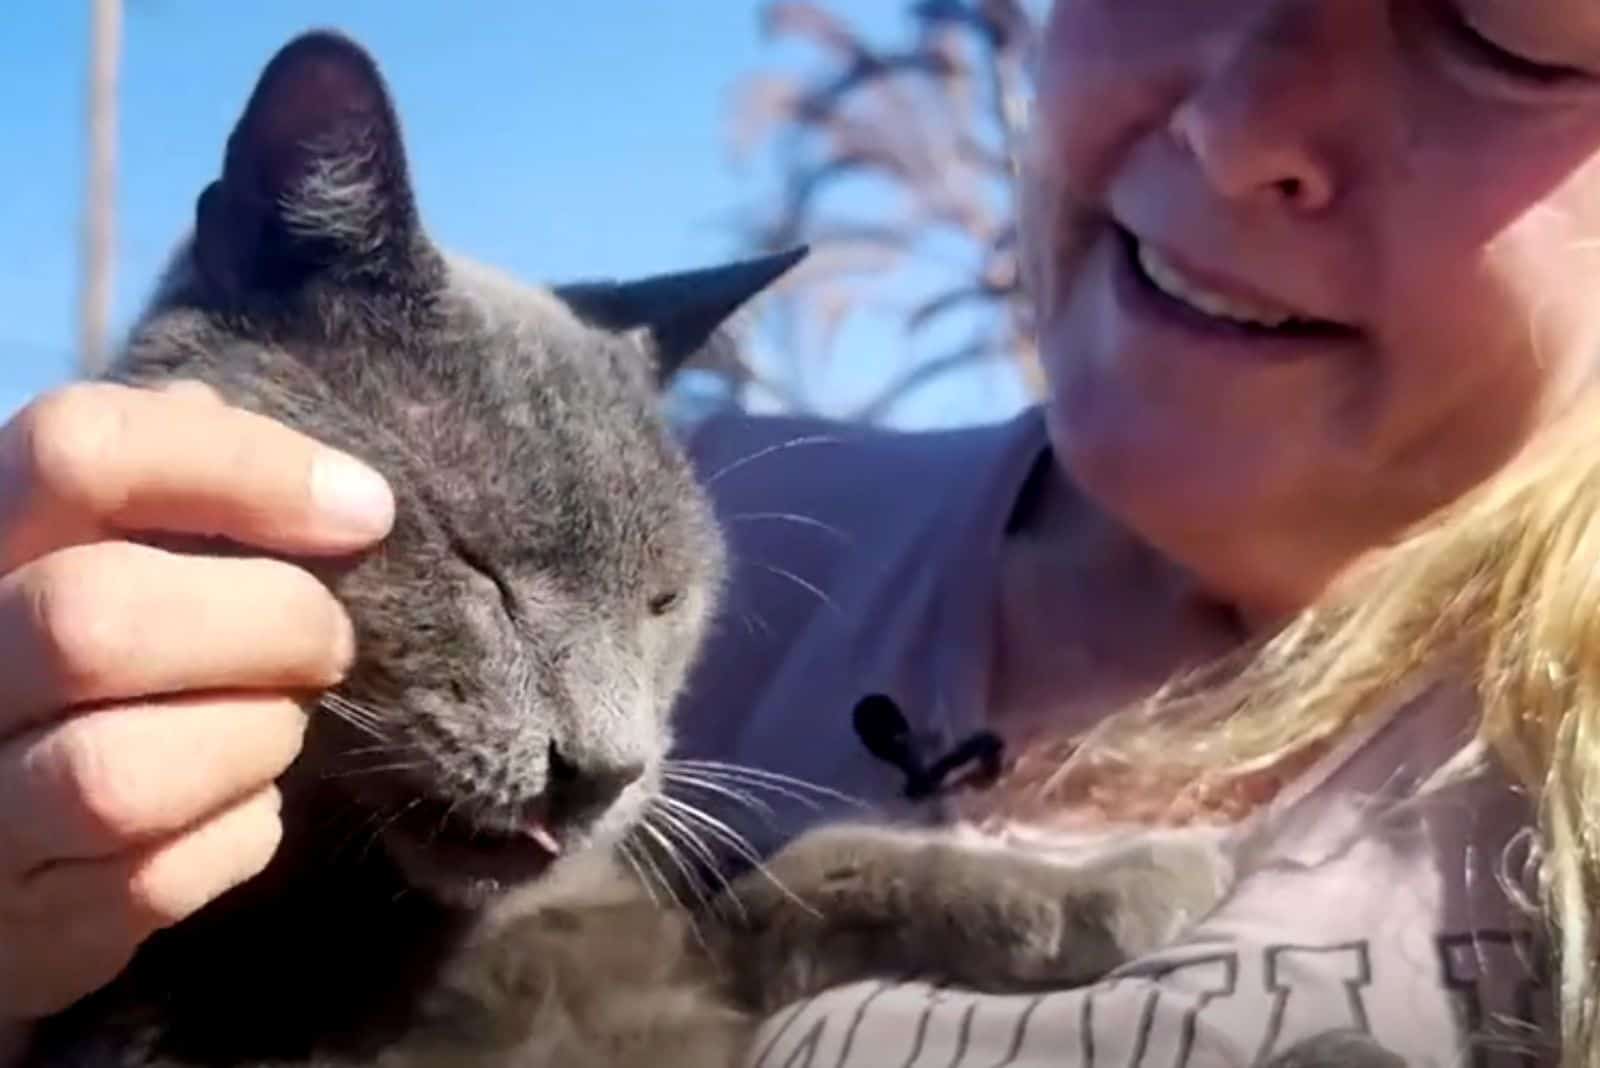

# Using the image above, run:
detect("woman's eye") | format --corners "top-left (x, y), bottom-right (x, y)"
top-left (1438, 4), bottom-right (1589, 87)
top-left (648, 590), bottom-right (682, 616)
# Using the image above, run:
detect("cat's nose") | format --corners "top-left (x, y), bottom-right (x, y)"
top-left (544, 742), bottom-right (646, 828)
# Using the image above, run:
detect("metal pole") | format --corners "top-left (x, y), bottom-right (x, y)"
top-left (78, 0), bottom-right (122, 376)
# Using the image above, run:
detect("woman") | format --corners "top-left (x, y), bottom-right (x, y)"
top-left (2, 1), bottom-right (1597, 1063)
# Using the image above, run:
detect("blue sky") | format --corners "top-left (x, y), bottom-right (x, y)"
top-left (0, 2), bottom-right (1029, 426)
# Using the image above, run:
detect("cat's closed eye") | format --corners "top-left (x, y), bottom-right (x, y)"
top-left (454, 540), bottom-right (519, 619)
top-left (647, 590), bottom-right (682, 616)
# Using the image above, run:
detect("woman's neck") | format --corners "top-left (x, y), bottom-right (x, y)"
top-left (983, 460), bottom-right (1256, 746)
top-left (976, 461), bottom-right (1354, 830)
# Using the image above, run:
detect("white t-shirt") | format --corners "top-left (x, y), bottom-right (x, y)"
top-left (674, 407), bottom-right (1549, 1067)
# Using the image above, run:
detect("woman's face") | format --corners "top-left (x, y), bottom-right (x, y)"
top-left (1023, 0), bottom-right (1600, 614)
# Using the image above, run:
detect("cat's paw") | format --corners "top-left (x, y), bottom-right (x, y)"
top-left (709, 824), bottom-right (953, 1010)
top-left (709, 824), bottom-right (1236, 1008)
top-left (737, 823), bottom-right (919, 903)
top-left (1083, 831), bottom-right (1234, 960)
top-left (907, 829), bottom-right (1235, 988)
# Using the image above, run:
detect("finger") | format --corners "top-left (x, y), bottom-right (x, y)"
top-left (0, 696), bottom-right (305, 870)
top-left (121, 784), bottom-right (285, 926)
top-left (3, 786), bottom-right (283, 1018)
top-left (0, 541), bottom-right (353, 731)
top-left (0, 381), bottom-right (393, 571)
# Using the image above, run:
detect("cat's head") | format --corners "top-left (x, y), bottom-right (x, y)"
top-left (120, 30), bottom-right (802, 909)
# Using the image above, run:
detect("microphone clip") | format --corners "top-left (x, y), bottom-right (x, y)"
top-left (851, 693), bottom-right (1005, 802)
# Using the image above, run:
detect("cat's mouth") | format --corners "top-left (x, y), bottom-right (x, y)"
top-left (378, 793), bottom-right (568, 902)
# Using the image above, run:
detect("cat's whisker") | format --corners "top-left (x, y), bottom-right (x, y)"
top-left (317, 705), bottom-right (387, 743)
top-left (704, 434), bottom-right (843, 487)
top-left (725, 511), bottom-right (850, 544)
top-left (324, 693), bottom-right (376, 712)
top-left (738, 610), bottom-right (773, 639)
top-left (668, 760), bottom-right (869, 809)
top-left (433, 798), bottom-right (465, 844)
top-left (358, 797), bottom-right (425, 864)
top-left (652, 795), bottom-right (763, 869)
top-left (647, 802), bottom-right (734, 894)
top-left (342, 741), bottom-right (414, 759)
top-left (342, 701), bottom-right (391, 736)
top-left (744, 560), bottom-right (837, 614)
top-left (671, 758), bottom-right (859, 795)
top-left (315, 797), bottom-right (392, 865)
top-left (317, 694), bottom-right (392, 743)
top-left (656, 795), bottom-right (820, 920)
top-left (665, 768), bottom-right (819, 816)
top-left (646, 805), bottom-right (745, 932)
top-left (334, 798), bottom-right (417, 867)
top-left (662, 765), bottom-right (772, 798)
top-left (661, 769), bottom-right (777, 821)
top-left (615, 839), bottom-right (664, 910)
top-left (320, 691), bottom-right (383, 722)
top-left (632, 821), bottom-right (690, 911)
top-left (623, 824), bottom-right (684, 924)
top-left (325, 814), bottom-right (380, 868)
top-left (321, 760), bottom-right (430, 780)
top-left (633, 818), bottom-right (713, 950)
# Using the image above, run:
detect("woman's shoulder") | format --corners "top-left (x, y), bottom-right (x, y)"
top-left (682, 405), bottom-right (1044, 507)
top-left (681, 405), bottom-right (1049, 650)
top-left (670, 405), bottom-right (1050, 845)
top-left (681, 405), bottom-right (1050, 605)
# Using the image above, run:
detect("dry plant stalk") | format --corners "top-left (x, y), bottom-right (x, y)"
top-left (723, 0), bottom-right (1040, 422)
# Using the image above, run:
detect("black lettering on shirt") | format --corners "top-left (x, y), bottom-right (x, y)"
top-left (1252, 942), bottom-right (1373, 1063)
top-left (1437, 929), bottom-right (1548, 1068)
top-left (1114, 952), bottom-right (1241, 1068)
top-left (752, 982), bottom-right (896, 1068)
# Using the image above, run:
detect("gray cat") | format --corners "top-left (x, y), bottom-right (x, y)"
top-left (27, 31), bottom-right (1402, 1068)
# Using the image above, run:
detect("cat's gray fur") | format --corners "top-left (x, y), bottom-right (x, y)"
top-left (28, 31), bottom-right (1404, 1068)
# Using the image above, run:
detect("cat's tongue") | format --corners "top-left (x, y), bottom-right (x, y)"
top-left (524, 822), bottom-right (562, 856)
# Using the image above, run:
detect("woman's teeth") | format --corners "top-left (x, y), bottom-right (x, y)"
top-left (1135, 241), bottom-right (1300, 330)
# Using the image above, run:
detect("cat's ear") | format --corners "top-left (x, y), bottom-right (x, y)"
top-left (557, 247), bottom-right (808, 383)
top-left (193, 31), bottom-right (426, 299)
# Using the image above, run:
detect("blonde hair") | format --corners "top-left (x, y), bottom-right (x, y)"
top-left (1005, 395), bottom-right (1600, 1065)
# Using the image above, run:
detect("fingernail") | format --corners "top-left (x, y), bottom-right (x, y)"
top-left (310, 451), bottom-right (395, 540)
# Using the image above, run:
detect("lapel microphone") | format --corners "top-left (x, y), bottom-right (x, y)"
top-left (851, 693), bottom-right (1005, 802)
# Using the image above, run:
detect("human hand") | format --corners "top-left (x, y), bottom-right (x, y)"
top-left (0, 381), bottom-right (393, 1025)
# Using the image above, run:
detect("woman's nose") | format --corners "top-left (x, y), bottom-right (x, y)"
top-left (1167, 1), bottom-right (1369, 214)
